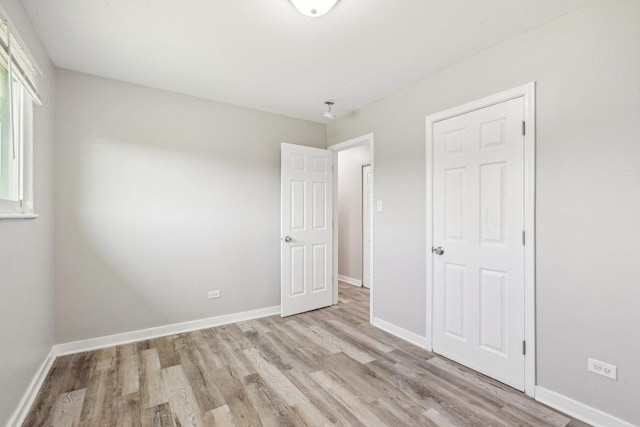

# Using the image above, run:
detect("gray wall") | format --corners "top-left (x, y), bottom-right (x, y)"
top-left (327, 0), bottom-right (640, 424)
top-left (337, 145), bottom-right (370, 282)
top-left (54, 69), bottom-right (326, 343)
top-left (0, 0), bottom-right (55, 424)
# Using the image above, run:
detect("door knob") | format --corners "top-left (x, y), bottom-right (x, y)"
top-left (283, 236), bottom-right (292, 242)
top-left (432, 246), bottom-right (444, 255)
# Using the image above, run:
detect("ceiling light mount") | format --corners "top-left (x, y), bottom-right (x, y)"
top-left (323, 101), bottom-right (336, 119)
top-left (289, 0), bottom-right (339, 18)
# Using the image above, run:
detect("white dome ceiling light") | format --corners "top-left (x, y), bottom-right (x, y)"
top-left (289, 0), bottom-right (339, 18)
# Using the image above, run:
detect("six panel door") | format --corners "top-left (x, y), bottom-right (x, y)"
top-left (281, 143), bottom-right (333, 317)
top-left (432, 97), bottom-right (526, 390)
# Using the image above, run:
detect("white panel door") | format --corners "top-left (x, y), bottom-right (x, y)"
top-left (362, 165), bottom-right (372, 289)
top-left (281, 143), bottom-right (333, 317)
top-left (432, 97), bottom-right (525, 390)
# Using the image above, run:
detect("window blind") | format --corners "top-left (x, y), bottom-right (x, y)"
top-left (0, 20), bottom-right (42, 105)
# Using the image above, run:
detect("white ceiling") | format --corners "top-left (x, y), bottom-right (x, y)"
top-left (20, 0), bottom-right (590, 122)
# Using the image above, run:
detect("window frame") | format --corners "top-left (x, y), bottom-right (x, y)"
top-left (0, 61), bottom-right (35, 218)
top-left (0, 13), bottom-right (39, 220)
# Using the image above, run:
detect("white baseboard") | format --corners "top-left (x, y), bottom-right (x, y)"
top-left (7, 347), bottom-right (57, 427)
top-left (535, 386), bottom-right (636, 427)
top-left (53, 305), bottom-right (281, 356)
top-left (13, 310), bottom-right (636, 427)
top-left (371, 317), bottom-right (427, 348)
top-left (338, 274), bottom-right (362, 287)
top-left (7, 305), bottom-right (280, 426)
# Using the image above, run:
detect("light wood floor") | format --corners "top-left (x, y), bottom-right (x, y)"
top-left (24, 282), bottom-right (589, 426)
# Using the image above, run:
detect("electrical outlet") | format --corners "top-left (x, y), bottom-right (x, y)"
top-left (208, 290), bottom-right (221, 299)
top-left (588, 358), bottom-right (617, 380)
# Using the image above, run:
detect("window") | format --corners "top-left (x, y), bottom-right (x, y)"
top-left (0, 17), bottom-right (41, 217)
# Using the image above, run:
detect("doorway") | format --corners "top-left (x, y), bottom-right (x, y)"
top-left (328, 134), bottom-right (374, 322)
top-left (336, 146), bottom-right (370, 287)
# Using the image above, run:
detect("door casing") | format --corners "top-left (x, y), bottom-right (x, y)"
top-left (362, 164), bottom-right (372, 289)
top-left (328, 133), bottom-right (374, 323)
top-left (425, 83), bottom-right (536, 397)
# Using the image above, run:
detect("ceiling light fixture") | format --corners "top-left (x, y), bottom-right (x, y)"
top-left (323, 101), bottom-right (336, 119)
top-left (289, 0), bottom-right (339, 18)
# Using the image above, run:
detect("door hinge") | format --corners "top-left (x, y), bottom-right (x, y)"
top-left (522, 230), bottom-right (525, 246)
top-left (522, 340), bottom-right (527, 355)
top-left (522, 121), bottom-right (526, 136)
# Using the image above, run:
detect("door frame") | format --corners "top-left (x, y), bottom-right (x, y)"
top-left (425, 82), bottom-right (536, 397)
top-left (328, 133), bottom-right (374, 323)
top-left (361, 164), bottom-right (372, 289)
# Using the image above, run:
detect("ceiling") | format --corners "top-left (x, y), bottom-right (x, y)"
top-left (20, 0), bottom-right (590, 122)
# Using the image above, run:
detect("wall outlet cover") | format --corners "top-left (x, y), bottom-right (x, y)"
top-left (587, 358), bottom-right (617, 380)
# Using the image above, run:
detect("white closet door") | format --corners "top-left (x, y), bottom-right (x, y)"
top-left (432, 97), bottom-right (525, 390)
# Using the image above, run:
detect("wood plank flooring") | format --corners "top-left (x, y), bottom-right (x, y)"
top-left (23, 283), bottom-right (589, 426)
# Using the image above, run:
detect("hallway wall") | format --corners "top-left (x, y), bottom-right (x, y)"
top-left (337, 145), bottom-right (371, 284)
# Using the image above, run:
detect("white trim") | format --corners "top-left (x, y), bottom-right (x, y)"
top-left (328, 133), bottom-right (375, 324)
top-left (522, 83), bottom-right (537, 396)
top-left (338, 274), bottom-right (362, 287)
top-left (0, 6), bottom-right (43, 78)
top-left (361, 164), bottom-right (372, 290)
top-left (53, 305), bottom-right (280, 356)
top-left (6, 348), bottom-right (56, 427)
top-left (372, 317), bottom-right (427, 348)
top-left (0, 213), bottom-right (37, 219)
top-left (535, 387), bottom-right (636, 427)
top-left (425, 120), bottom-right (434, 353)
top-left (327, 133), bottom-right (374, 152)
top-left (425, 82), bottom-right (537, 396)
